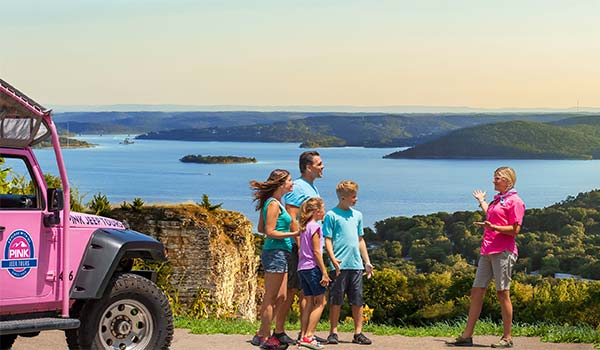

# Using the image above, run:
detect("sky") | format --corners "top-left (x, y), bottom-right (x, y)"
top-left (2, 0), bottom-right (600, 110)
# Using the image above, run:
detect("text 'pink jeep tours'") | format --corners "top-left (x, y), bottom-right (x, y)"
top-left (0, 79), bottom-right (173, 350)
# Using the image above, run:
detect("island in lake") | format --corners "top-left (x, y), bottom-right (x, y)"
top-left (179, 155), bottom-right (257, 164)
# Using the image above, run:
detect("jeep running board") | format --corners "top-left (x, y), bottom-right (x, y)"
top-left (0, 317), bottom-right (80, 335)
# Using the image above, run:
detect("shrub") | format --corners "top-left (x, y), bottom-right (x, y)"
top-left (88, 192), bottom-right (111, 216)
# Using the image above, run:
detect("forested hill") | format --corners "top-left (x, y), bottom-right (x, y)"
top-left (368, 188), bottom-right (600, 280)
top-left (384, 119), bottom-right (600, 159)
top-left (137, 114), bottom-right (571, 147)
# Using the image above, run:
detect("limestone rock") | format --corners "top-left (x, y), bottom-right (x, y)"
top-left (111, 203), bottom-right (259, 320)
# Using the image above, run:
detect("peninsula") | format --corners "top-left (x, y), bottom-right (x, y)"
top-left (384, 120), bottom-right (600, 160)
top-left (35, 136), bottom-right (95, 149)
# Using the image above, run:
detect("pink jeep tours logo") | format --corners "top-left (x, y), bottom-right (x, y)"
top-left (1, 230), bottom-right (38, 279)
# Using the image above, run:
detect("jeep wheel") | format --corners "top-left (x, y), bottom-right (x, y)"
top-left (66, 273), bottom-right (173, 350)
top-left (0, 334), bottom-right (17, 350)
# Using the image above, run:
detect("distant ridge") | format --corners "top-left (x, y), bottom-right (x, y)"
top-left (137, 114), bottom-right (578, 148)
top-left (384, 119), bottom-right (600, 159)
top-left (49, 104), bottom-right (600, 113)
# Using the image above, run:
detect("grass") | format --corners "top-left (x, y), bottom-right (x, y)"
top-left (175, 317), bottom-right (600, 345)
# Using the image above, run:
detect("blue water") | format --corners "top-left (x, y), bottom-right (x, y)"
top-left (34, 135), bottom-right (600, 229)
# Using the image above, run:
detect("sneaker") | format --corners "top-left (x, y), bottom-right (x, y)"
top-left (297, 332), bottom-right (327, 344)
top-left (314, 335), bottom-right (328, 344)
top-left (352, 332), bottom-right (372, 345)
top-left (298, 336), bottom-right (324, 350)
top-left (327, 333), bottom-right (339, 345)
top-left (449, 336), bottom-right (473, 347)
top-left (273, 332), bottom-right (296, 345)
top-left (260, 335), bottom-right (288, 350)
top-left (251, 333), bottom-right (267, 346)
top-left (491, 337), bottom-right (513, 348)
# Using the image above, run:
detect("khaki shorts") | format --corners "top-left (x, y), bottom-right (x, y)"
top-left (473, 250), bottom-right (517, 291)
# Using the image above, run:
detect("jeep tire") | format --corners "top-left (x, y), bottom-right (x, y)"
top-left (0, 334), bottom-right (17, 350)
top-left (65, 273), bottom-right (173, 350)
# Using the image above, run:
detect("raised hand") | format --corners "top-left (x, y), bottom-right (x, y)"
top-left (472, 189), bottom-right (486, 202)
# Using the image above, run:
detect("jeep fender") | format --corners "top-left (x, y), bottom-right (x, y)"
top-left (70, 228), bottom-right (166, 299)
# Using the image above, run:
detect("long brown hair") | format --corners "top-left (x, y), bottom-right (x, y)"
top-left (298, 197), bottom-right (324, 231)
top-left (249, 169), bottom-right (290, 211)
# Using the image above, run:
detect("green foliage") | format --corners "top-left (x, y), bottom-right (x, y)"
top-left (364, 189), bottom-right (600, 327)
top-left (386, 120), bottom-right (600, 159)
top-left (363, 269), bottom-right (410, 323)
top-left (88, 192), bottom-right (112, 216)
top-left (0, 162), bottom-right (85, 211)
top-left (361, 268), bottom-right (600, 328)
top-left (42, 173), bottom-right (86, 212)
top-left (198, 194), bottom-right (223, 211)
top-left (174, 317), bottom-right (600, 344)
top-left (131, 197), bottom-right (145, 211)
top-left (371, 189), bottom-right (600, 279)
top-left (33, 136), bottom-right (94, 149)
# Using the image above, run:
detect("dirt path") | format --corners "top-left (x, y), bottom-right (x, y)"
top-left (9, 329), bottom-right (596, 349)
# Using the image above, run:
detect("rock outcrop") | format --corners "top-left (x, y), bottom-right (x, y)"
top-left (110, 204), bottom-right (259, 320)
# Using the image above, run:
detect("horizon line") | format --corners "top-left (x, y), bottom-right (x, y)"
top-left (49, 104), bottom-right (600, 114)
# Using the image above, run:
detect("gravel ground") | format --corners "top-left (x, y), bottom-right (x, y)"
top-left (8, 329), bottom-right (596, 350)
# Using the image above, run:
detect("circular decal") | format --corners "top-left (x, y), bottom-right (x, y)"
top-left (1, 230), bottom-right (38, 279)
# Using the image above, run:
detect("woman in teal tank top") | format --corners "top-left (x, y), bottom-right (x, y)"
top-left (262, 198), bottom-right (294, 251)
top-left (250, 169), bottom-right (299, 348)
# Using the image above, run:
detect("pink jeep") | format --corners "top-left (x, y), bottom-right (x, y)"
top-left (0, 79), bottom-right (173, 350)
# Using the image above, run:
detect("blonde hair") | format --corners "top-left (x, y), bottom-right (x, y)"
top-left (495, 166), bottom-right (516, 190)
top-left (336, 180), bottom-right (358, 198)
top-left (298, 197), bottom-right (324, 231)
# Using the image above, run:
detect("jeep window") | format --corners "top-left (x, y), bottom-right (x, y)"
top-left (0, 156), bottom-right (40, 210)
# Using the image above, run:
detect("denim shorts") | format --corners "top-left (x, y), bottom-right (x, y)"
top-left (298, 267), bottom-right (327, 296)
top-left (261, 249), bottom-right (290, 273)
top-left (328, 269), bottom-right (364, 306)
top-left (473, 250), bottom-right (517, 291)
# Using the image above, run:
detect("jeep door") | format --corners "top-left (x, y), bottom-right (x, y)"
top-left (0, 154), bottom-right (54, 305)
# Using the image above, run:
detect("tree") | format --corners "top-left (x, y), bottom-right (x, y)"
top-left (198, 194), bottom-right (222, 211)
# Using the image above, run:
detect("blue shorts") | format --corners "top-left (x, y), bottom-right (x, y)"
top-left (328, 269), bottom-right (364, 306)
top-left (261, 249), bottom-right (289, 273)
top-left (298, 267), bottom-right (327, 296)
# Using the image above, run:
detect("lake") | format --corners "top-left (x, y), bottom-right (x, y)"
top-left (34, 135), bottom-right (600, 229)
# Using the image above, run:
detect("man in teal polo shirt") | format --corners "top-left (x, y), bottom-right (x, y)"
top-left (271, 151), bottom-right (324, 346)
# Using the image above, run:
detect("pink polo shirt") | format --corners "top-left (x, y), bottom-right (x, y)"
top-left (480, 190), bottom-right (525, 256)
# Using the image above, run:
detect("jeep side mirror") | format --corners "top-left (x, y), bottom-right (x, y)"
top-left (47, 188), bottom-right (64, 212)
top-left (44, 188), bottom-right (64, 227)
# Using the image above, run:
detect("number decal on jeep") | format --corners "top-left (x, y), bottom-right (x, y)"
top-left (1, 229), bottom-right (38, 279)
top-left (59, 271), bottom-right (74, 281)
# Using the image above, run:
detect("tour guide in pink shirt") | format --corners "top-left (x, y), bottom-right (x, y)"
top-left (452, 167), bottom-right (525, 349)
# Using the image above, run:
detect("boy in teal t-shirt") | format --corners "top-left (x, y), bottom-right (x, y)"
top-left (323, 180), bottom-right (374, 345)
